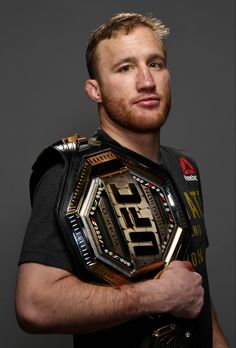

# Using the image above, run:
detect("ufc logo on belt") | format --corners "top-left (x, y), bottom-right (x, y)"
top-left (107, 178), bottom-right (160, 257)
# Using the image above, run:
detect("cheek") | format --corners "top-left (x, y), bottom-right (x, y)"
top-left (101, 78), bottom-right (132, 100)
top-left (159, 74), bottom-right (171, 94)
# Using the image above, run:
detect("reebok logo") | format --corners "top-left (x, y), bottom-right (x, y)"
top-left (180, 156), bottom-right (198, 181)
top-left (183, 175), bottom-right (198, 181)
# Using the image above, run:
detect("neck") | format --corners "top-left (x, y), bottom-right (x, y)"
top-left (100, 121), bottom-right (161, 164)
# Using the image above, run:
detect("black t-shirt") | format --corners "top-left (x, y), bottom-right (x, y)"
top-left (19, 130), bottom-right (213, 347)
top-left (19, 163), bottom-right (74, 273)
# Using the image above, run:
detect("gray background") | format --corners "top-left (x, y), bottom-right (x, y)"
top-left (0, 0), bottom-right (235, 347)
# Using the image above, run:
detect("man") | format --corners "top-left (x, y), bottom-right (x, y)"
top-left (16, 12), bottom-right (228, 347)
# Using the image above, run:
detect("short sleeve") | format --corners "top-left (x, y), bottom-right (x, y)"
top-left (19, 163), bottom-right (75, 274)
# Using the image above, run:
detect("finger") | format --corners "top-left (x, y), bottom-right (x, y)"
top-left (168, 260), bottom-right (194, 271)
top-left (181, 261), bottom-right (194, 271)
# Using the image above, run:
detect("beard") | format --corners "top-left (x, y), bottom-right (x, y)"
top-left (100, 91), bottom-right (171, 134)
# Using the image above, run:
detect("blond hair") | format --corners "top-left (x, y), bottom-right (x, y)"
top-left (86, 12), bottom-right (169, 78)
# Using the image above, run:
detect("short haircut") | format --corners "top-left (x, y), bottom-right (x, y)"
top-left (86, 12), bottom-right (169, 79)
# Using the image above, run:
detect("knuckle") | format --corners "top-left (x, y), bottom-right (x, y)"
top-left (194, 271), bottom-right (202, 280)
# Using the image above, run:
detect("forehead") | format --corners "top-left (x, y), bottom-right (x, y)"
top-left (96, 26), bottom-right (165, 65)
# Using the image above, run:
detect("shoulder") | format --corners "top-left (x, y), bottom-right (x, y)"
top-left (29, 134), bottom-right (84, 203)
top-left (161, 145), bottom-right (197, 162)
top-left (161, 145), bottom-right (200, 173)
top-left (29, 133), bottom-right (102, 203)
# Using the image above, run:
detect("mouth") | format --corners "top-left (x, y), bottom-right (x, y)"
top-left (134, 96), bottom-right (161, 107)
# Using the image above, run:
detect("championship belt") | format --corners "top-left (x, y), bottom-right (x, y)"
top-left (55, 135), bottom-right (191, 285)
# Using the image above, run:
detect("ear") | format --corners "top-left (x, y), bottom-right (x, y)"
top-left (84, 79), bottom-right (102, 103)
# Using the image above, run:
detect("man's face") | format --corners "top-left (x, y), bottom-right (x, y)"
top-left (95, 26), bottom-right (171, 133)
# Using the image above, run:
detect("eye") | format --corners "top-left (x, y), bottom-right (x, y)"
top-left (118, 65), bottom-right (133, 73)
top-left (149, 62), bottom-right (162, 70)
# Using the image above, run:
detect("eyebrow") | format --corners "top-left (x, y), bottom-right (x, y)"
top-left (111, 53), bottom-right (166, 70)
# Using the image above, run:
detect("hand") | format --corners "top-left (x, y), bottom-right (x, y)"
top-left (158, 260), bottom-right (204, 319)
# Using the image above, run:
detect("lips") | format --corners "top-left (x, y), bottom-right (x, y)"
top-left (134, 95), bottom-right (161, 107)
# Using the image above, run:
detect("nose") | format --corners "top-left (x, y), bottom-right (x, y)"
top-left (136, 66), bottom-right (156, 91)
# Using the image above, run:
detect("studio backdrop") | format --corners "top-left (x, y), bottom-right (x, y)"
top-left (0, 1), bottom-right (235, 347)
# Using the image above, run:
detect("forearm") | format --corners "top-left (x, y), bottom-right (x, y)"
top-left (16, 267), bottom-right (142, 333)
top-left (16, 263), bottom-right (166, 334)
top-left (16, 261), bottom-right (204, 334)
top-left (36, 276), bottom-right (155, 333)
